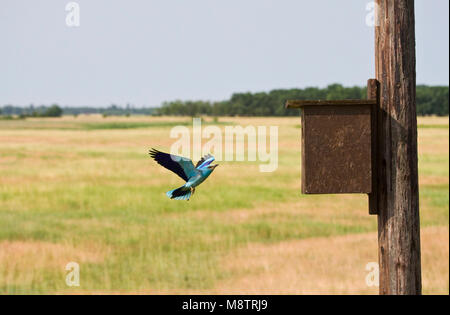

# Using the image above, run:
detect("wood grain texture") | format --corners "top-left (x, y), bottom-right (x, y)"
top-left (368, 79), bottom-right (379, 215)
top-left (375, 0), bottom-right (421, 295)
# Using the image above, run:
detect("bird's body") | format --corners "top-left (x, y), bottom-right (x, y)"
top-left (149, 149), bottom-right (218, 200)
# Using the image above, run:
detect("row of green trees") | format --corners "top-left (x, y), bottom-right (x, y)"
top-left (1, 84), bottom-right (447, 117)
top-left (156, 84), bottom-right (449, 117)
top-left (0, 104), bottom-right (156, 117)
top-left (0, 104), bottom-right (63, 119)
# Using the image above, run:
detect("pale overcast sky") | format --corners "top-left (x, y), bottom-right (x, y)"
top-left (0, 0), bottom-right (448, 107)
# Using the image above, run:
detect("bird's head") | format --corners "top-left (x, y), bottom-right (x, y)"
top-left (207, 164), bottom-right (219, 172)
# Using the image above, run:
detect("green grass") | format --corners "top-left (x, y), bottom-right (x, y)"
top-left (417, 124), bottom-right (449, 129)
top-left (0, 117), bottom-right (234, 131)
top-left (0, 120), bottom-right (189, 130)
top-left (81, 121), bottom-right (191, 130)
top-left (0, 116), bottom-right (448, 294)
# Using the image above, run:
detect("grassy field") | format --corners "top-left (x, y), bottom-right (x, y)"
top-left (0, 115), bottom-right (448, 294)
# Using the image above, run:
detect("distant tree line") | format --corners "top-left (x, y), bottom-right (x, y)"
top-left (0, 104), bottom-right (63, 119)
top-left (1, 84), bottom-right (448, 118)
top-left (416, 85), bottom-right (449, 116)
top-left (0, 104), bottom-right (156, 117)
top-left (155, 84), bottom-right (449, 117)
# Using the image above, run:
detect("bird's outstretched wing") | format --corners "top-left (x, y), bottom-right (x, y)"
top-left (195, 154), bottom-right (215, 169)
top-left (149, 149), bottom-right (197, 181)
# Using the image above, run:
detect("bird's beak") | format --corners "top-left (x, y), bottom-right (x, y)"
top-left (213, 164), bottom-right (219, 168)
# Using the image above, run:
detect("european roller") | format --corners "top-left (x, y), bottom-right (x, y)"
top-left (149, 149), bottom-right (218, 200)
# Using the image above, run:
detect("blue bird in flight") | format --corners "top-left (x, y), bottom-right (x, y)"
top-left (149, 149), bottom-right (219, 200)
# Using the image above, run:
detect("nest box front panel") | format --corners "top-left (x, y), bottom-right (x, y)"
top-left (301, 105), bottom-right (372, 194)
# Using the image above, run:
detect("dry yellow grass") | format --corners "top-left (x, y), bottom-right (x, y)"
top-left (211, 226), bottom-right (448, 295)
top-left (417, 116), bottom-right (449, 126)
top-left (0, 241), bottom-right (105, 269)
top-left (0, 240), bottom-right (107, 287)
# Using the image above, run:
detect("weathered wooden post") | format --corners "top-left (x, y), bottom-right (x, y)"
top-left (286, 0), bottom-right (421, 295)
top-left (375, 0), bottom-right (421, 295)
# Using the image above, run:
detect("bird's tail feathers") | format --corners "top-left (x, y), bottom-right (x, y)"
top-left (166, 185), bottom-right (192, 201)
